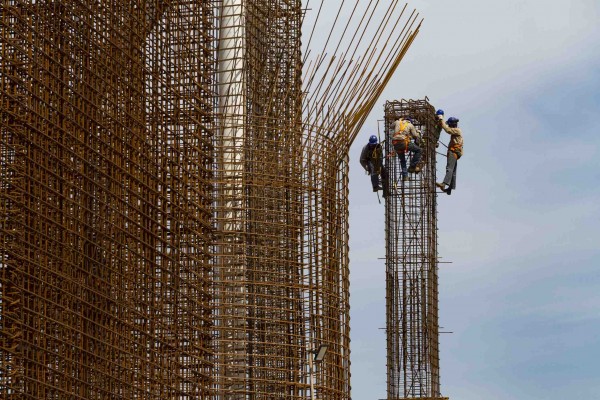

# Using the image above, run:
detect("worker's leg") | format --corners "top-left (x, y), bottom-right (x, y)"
top-left (443, 152), bottom-right (457, 187)
top-left (380, 166), bottom-right (389, 197)
top-left (370, 173), bottom-right (381, 189)
top-left (450, 159), bottom-right (457, 190)
top-left (407, 142), bottom-right (422, 168)
top-left (393, 143), bottom-right (408, 177)
top-left (397, 152), bottom-right (408, 177)
top-left (368, 162), bottom-right (380, 189)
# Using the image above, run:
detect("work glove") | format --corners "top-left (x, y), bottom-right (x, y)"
top-left (437, 114), bottom-right (444, 120)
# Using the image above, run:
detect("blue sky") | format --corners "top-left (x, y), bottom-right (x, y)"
top-left (340, 1), bottom-right (600, 399)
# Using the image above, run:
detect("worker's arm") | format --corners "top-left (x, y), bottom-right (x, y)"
top-left (408, 124), bottom-right (423, 146)
top-left (408, 124), bottom-right (420, 139)
top-left (359, 145), bottom-right (370, 171)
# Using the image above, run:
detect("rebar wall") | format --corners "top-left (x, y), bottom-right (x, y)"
top-left (383, 99), bottom-right (447, 400)
top-left (0, 1), bottom-right (424, 399)
top-left (0, 1), bottom-right (215, 398)
top-left (213, 0), bottom-right (308, 397)
top-left (213, 1), bottom-right (422, 398)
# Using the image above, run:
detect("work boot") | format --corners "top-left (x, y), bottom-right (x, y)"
top-left (407, 166), bottom-right (415, 173)
top-left (414, 165), bottom-right (422, 173)
top-left (373, 186), bottom-right (382, 192)
top-left (445, 188), bottom-right (452, 195)
top-left (402, 175), bottom-right (409, 182)
top-left (436, 182), bottom-right (446, 190)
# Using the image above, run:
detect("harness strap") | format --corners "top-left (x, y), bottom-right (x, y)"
top-left (392, 137), bottom-right (410, 153)
top-left (449, 144), bottom-right (463, 159)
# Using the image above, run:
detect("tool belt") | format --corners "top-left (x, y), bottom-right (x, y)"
top-left (392, 137), bottom-right (409, 153)
top-left (449, 144), bottom-right (463, 160)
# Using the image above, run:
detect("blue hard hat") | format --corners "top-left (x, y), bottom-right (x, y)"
top-left (369, 135), bottom-right (378, 144)
top-left (436, 109), bottom-right (444, 115)
top-left (447, 117), bottom-right (459, 127)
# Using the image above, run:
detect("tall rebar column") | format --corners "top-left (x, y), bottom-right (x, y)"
top-left (383, 99), bottom-right (448, 400)
top-left (0, 1), bottom-right (215, 397)
top-left (213, 1), bottom-right (310, 398)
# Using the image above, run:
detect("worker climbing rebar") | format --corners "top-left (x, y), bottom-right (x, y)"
top-left (360, 135), bottom-right (389, 198)
top-left (389, 117), bottom-right (423, 181)
top-left (435, 110), bottom-right (463, 195)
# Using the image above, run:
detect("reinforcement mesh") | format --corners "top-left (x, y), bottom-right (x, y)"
top-left (384, 99), bottom-right (445, 400)
top-left (0, 1), bottom-right (215, 398)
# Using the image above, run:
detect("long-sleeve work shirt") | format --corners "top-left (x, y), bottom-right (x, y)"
top-left (441, 120), bottom-right (463, 154)
top-left (392, 119), bottom-right (421, 143)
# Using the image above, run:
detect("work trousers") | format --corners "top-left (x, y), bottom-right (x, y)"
top-left (443, 151), bottom-right (458, 190)
top-left (368, 161), bottom-right (389, 195)
top-left (396, 142), bottom-right (422, 177)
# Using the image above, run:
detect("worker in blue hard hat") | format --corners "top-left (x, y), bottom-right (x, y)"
top-left (390, 117), bottom-right (422, 180)
top-left (360, 135), bottom-right (389, 197)
top-left (436, 114), bottom-right (463, 195)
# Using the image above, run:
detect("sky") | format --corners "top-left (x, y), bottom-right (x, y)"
top-left (320, 1), bottom-right (600, 399)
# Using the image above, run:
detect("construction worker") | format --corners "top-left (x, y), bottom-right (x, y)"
top-left (390, 117), bottom-right (422, 180)
top-left (436, 115), bottom-right (463, 195)
top-left (433, 109), bottom-right (445, 144)
top-left (360, 135), bottom-right (389, 197)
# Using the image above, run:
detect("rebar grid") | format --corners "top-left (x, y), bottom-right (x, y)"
top-left (212, 0), bottom-right (421, 396)
top-left (212, 0), bottom-right (358, 397)
top-left (0, 1), bottom-right (215, 398)
top-left (383, 99), bottom-right (447, 400)
top-left (1, 1), bottom-right (423, 399)
top-left (213, 1), bottom-right (308, 398)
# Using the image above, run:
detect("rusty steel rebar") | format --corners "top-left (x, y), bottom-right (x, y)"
top-left (383, 99), bottom-right (449, 400)
top-left (1, 1), bottom-right (422, 399)
top-left (1, 1), bottom-right (215, 397)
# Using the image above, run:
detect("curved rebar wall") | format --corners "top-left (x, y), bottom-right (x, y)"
top-left (0, 1), bottom-right (215, 397)
top-left (301, 133), bottom-right (352, 400)
top-left (213, 116), bottom-right (351, 398)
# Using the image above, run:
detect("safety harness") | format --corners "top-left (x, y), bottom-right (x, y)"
top-left (370, 144), bottom-right (383, 174)
top-left (449, 145), bottom-right (462, 159)
top-left (392, 120), bottom-right (410, 153)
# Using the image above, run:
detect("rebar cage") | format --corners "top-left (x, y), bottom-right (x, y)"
top-left (1, 1), bottom-right (422, 399)
top-left (213, 119), bottom-right (351, 399)
top-left (383, 99), bottom-right (447, 400)
top-left (1, 1), bottom-right (215, 398)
